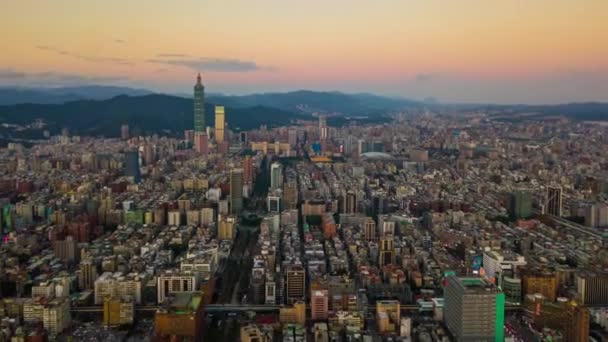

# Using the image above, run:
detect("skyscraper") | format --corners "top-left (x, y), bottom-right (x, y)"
top-left (270, 162), bottom-right (283, 190)
top-left (242, 156), bottom-right (254, 184)
top-left (319, 115), bottom-right (328, 140)
top-left (193, 74), bottom-right (205, 132)
top-left (546, 185), bottom-right (563, 217)
top-left (286, 265), bottom-right (305, 304)
top-left (215, 106), bottom-right (225, 142)
top-left (230, 169), bottom-right (243, 214)
top-left (444, 276), bottom-right (504, 342)
top-left (509, 189), bottom-right (532, 219)
top-left (124, 150), bottom-right (141, 183)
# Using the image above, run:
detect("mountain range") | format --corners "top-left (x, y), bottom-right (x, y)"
top-left (0, 85), bottom-right (152, 105)
top-left (0, 85), bottom-right (607, 139)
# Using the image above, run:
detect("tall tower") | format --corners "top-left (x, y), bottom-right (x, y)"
top-left (215, 106), bottom-right (225, 142)
top-left (193, 73), bottom-right (205, 132)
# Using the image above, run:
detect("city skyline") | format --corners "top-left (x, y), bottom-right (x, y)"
top-left (1, 0), bottom-right (607, 104)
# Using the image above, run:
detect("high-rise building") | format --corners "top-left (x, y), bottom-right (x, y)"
top-left (193, 73), bottom-right (205, 132)
top-left (444, 276), bottom-right (504, 342)
top-left (379, 236), bottom-right (395, 266)
top-left (194, 132), bottom-right (208, 155)
top-left (157, 273), bottom-right (197, 304)
top-left (311, 289), bottom-right (329, 320)
top-left (218, 215), bottom-right (235, 240)
top-left (288, 128), bottom-right (298, 147)
top-left (242, 156), bottom-right (254, 184)
top-left (154, 292), bottom-right (204, 341)
top-left (241, 324), bottom-right (270, 342)
top-left (345, 191), bottom-right (357, 214)
top-left (282, 181), bottom-right (298, 209)
top-left (364, 217), bottom-right (376, 241)
top-left (563, 301), bottom-right (590, 342)
top-left (270, 162), bottom-right (283, 190)
top-left (286, 266), bottom-right (305, 304)
top-left (124, 150), bottom-right (141, 183)
top-left (103, 297), bottom-right (134, 327)
top-left (53, 236), bottom-right (78, 262)
top-left (576, 272), bottom-right (608, 305)
top-left (522, 271), bottom-right (558, 302)
top-left (546, 185), bottom-right (563, 217)
top-left (509, 189), bottom-right (532, 219)
top-left (120, 124), bottom-right (129, 140)
top-left (78, 258), bottom-right (97, 290)
top-left (319, 115), bottom-right (328, 140)
top-left (230, 169), bottom-right (244, 214)
top-left (215, 105), bottom-right (225, 142)
top-left (376, 300), bottom-right (400, 333)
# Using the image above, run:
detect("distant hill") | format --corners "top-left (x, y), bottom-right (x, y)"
top-left (0, 94), bottom-right (305, 137)
top-left (208, 90), bottom-right (419, 115)
top-left (479, 102), bottom-right (608, 121)
top-left (0, 85), bottom-right (153, 105)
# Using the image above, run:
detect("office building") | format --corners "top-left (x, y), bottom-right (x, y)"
top-left (286, 266), bottom-right (305, 304)
top-left (270, 162), bottom-right (283, 190)
top-left (193, 73), bottom-right (205, 132)
top-left (230, 169), bottom-right (244, 214)
top-left (509, 189), bottom-right (532, 219)
top-left (215, 105), bottom-right (225, 142)
top-left (124, 150), bottom-right (141, 183)
top-left (546, 185), bottom-right (563, 217)
top-left (444, 276), bottom-right (504, 342)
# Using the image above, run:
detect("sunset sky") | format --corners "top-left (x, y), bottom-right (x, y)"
top-left (1, 0), bottom-right (607, 104)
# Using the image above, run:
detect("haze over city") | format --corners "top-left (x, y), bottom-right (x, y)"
top-left (1, 0), bottom-right (608, 103)
top-left (1, 2), bottom-right (608, 342)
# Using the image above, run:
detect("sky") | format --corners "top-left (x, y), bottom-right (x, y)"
top-left (1, 0), bottom-right (607, 104)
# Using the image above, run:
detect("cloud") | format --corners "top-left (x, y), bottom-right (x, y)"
top-left (0, 68), bottom-right (128, 86)
top-left (156, 53), bottom-right (189, 58)
top-left (35, 45), bottom-right (133, 66)
top-left (149, 56), bottom-right (269, 72)
top-left (0, 69), bottom-right (26, 79)
top-left (414, 73), bottom-right (440, 82)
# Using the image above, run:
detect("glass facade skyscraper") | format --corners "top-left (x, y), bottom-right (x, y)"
top-left (193, 73), bottom-right (205, 133)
